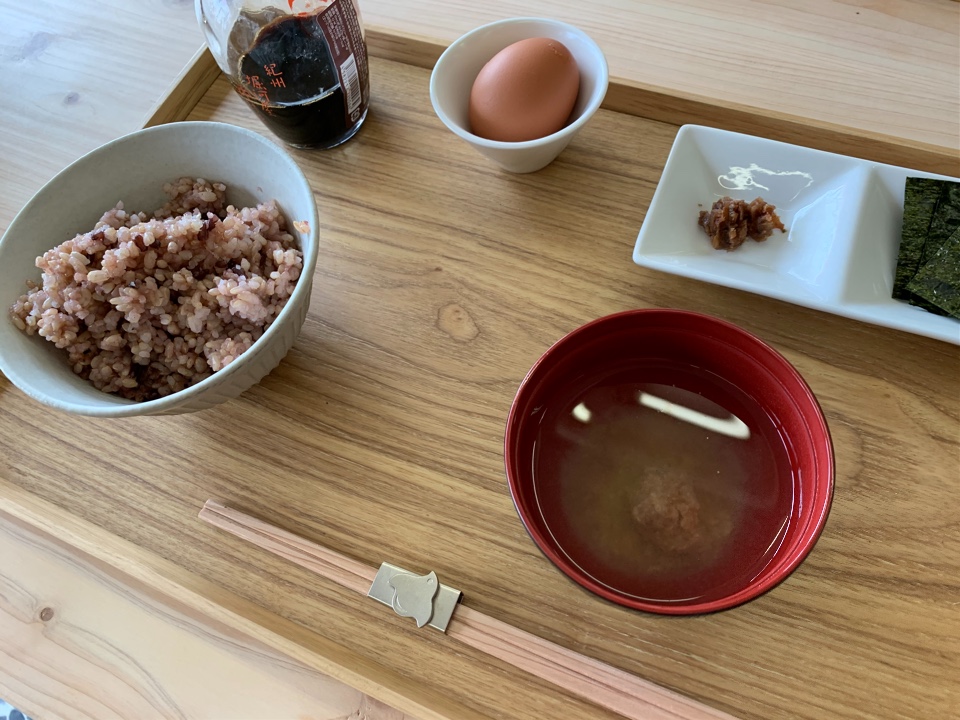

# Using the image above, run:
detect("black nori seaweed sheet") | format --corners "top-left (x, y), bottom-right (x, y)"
top-left (895, 177), bottom-right (960, 317)
top-left (907, 227), bottom-right (960, 319)
top-left (905, 291), bottom-right (951, 316)
top-left (895, 178), bottom-right (942, 298)
top-left (922, 181), bottom-right (960, 263)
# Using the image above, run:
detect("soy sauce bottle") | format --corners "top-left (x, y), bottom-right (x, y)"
top-left (196, 0), bottom-right (370, 149)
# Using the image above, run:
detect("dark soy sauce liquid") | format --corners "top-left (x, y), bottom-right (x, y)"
top-left (533, 363), bottom-right (794, 604)
top-left (234, 11), bottom-right (353, 148)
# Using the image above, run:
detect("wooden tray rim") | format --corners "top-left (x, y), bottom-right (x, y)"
top-left (143, 28), bottom-right (959, 176)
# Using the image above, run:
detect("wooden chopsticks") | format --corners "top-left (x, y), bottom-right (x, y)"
top-left (198, 499), bottom-right (737, 720)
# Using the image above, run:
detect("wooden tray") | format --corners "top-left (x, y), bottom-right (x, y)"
top-left (147, 37), bottom-right (959, 175)
top-left (3, 38), bottom-right (959, 720)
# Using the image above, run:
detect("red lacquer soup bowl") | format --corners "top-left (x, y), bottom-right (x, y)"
top-left (504, 309), bottom-right (833, 614)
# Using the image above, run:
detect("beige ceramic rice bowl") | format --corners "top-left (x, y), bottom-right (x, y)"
top-left (0, 121), bottom-right (319, 417)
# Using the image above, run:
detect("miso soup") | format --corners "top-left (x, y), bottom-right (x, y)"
top-left (532, 362), bottom-right (795, 604)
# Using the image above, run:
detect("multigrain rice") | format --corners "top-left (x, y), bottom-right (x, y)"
top-left (9, 178), bottom-right (303, 401)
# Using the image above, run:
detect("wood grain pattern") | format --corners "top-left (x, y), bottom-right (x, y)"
top-left (360, 0), bottom-right (960, 155)
top-left (4, 0), bottom-right (957, 242)
top-left (2, 55), bottom-right (958, 720)
top-left (0, 481), bottom-right (449, 720)
top-left (143, 47), bottom-right (221, 130)
top-left (199, 499), bottom-right (378, 593)
top-left (0, 508), bottom-right (413, 720)
top-left (597, 78), bottom-right (960, 177)
top-left (0, 0), bottom-right (203, 236)
top-left (140, 6), bottom-right (960, 175)
top-left (199, 501), bottom-right (738, 720)
top-left (448, 606), bottom-right (738, 720)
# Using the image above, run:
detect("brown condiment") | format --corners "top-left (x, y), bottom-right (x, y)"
top-left (698, 196), bottom-right (786, 251)
top-left (232, 4), bottom-right (369, 149)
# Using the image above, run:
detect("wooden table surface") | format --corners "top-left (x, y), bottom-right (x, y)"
top-left (3, 0), bottom-right (958, 237)
top-left (2, 1), bottom-right (959, 719)
top-left (362, 0), bottom-right (960, 153)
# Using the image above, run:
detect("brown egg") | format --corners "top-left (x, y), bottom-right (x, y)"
top-left (468, 37), bottom-right (580, 142)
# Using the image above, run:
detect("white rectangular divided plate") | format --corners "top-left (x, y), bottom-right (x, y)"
top-left (634, 125), bottom-right (960, 345)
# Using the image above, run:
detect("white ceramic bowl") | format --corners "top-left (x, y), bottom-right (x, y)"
top-left (430, 17), bottom-right (609, 173)
top-left (0, 121), bottom-right (319, 416)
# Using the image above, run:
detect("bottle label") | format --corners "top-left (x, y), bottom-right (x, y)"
top-left (316, 0), bottom-right (369, 129)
